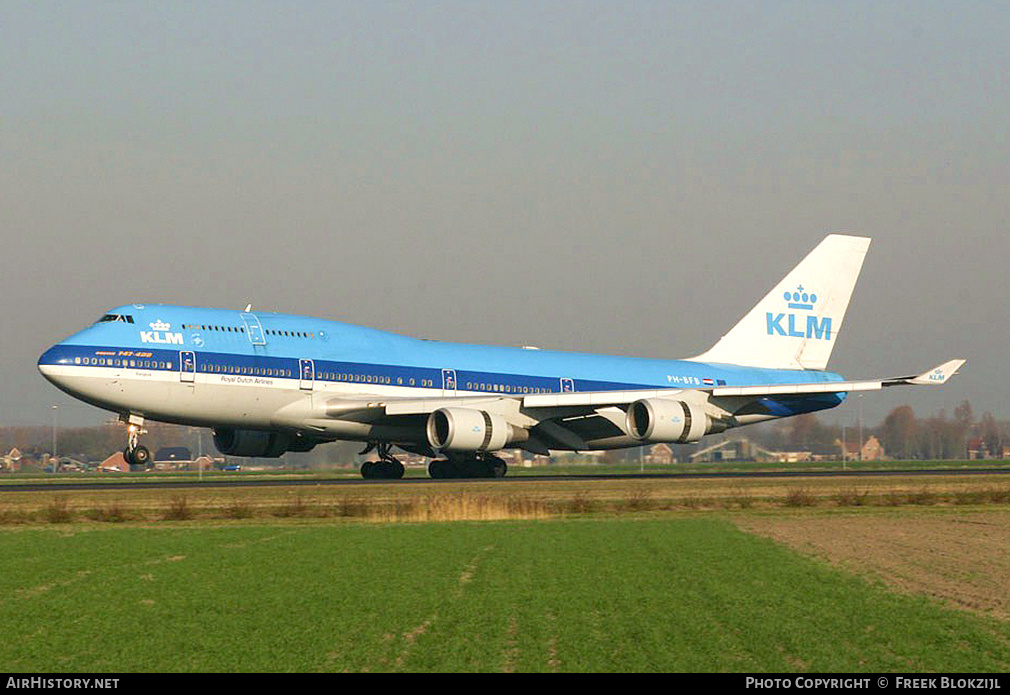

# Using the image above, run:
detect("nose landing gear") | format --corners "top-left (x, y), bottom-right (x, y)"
top-left (121, 415), bottom-right (151, 469)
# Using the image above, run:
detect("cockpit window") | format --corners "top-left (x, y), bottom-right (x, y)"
top-left (97, 314), bottom-right (135, 324)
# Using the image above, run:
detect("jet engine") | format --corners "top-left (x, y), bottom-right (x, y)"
top-left (426, 407), bottom-right (517, 452)
top-left (213, 429), bottom-right (294, 458)
top-left (626, 398), bottom-right (712, 444)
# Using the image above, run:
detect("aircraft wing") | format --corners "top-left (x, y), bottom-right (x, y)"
top-left (285, 359), bottom-right (963, 454)
top-left (322, 359), bottom-right (966, 416)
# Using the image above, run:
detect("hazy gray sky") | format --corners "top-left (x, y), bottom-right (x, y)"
top-left (2, 1), bottom-right (1008, 428)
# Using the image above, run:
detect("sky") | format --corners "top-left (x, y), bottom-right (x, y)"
top-left (2, 1), bottom-right (1008, 429)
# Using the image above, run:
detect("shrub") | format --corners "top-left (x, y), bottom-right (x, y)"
top-left (164, 495), bottom-right (193, 521)
top-left (836, 489), bottom-right (868, 507)
top-left (567, 492), bottom-right (597, 515)
top-left (44, 497), bottom-right (74, 524)
top-left (783, 489), bottom-right (816, 508)
top-left (86, 503), bottom-right (130, 522)
top-left (953, 490), bottom-right (985, 506)
top-left (909, 489), bottom-right (937, 506)
top-left (226, 499), bottom-right (254, 519)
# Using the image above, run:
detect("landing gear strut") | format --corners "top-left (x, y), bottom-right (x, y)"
top-left (359, 442), bottom-right (405, 480)
top-left (428, 453), bottom-right (507, 479)
top-left (121, 416), bottom-right (151, 469)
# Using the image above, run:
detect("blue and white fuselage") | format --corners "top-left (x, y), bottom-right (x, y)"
top-left (38, 303), bottom-right (847, 427)
top-left (37, 235), bottom-right (965, 477)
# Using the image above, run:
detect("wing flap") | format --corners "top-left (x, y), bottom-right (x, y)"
top-left (383, 396), bottom-right (511, 416)
top-left (522, 389), bottom-right (692, 408)
top-left (712, 381), bottom-right (882, 397)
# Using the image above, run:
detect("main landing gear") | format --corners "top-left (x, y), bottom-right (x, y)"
top-left (428, 453), bottom-right (507, 480)
top-left (357, 445), bottom-right (509, 480)
top-left (359, 442), bottom-right (405, 480)
top-left (122, 416), bottom-right (151, 470)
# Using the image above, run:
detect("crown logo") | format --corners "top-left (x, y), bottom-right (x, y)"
top-left (783, 285), bottom-right (818, 310)
top-left (149, 319), bottom-right (171, 331)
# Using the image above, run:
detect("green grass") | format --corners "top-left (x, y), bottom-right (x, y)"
top-left (2, 518), bottom-right (1008, 672)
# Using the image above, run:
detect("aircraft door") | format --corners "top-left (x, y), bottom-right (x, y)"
top-left (240, 312), bottom-right (266, 346)
top-left (560, 377), bottom-right (574, 393)
top-left (299, 359), bottom-right (314, 391)
top-left (180, 351), bottom-right (196, 383)
top-left (442, 369), bottom-right (457, 396)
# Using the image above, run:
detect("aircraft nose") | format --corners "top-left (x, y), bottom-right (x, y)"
top-left (38, 344), bottom-right (69, 385)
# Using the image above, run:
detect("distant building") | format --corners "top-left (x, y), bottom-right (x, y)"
top-left (767, 450), bottom-right (813, 463)
top-left (648, 443), bottom-right (675, 465)
top-left (98, 451), bottom-right (130, 473)
top-left (968, 437), bottom-right (1007, 460)
top-left (154, 447), bottom-right (192, 470)
top-left (690, 437), bottom-right (783, 463)
top-left (191, 455), bottom-right (216, 471)
top-left (2, 447), bottom-right (22, 472)
top-left (860, 435), bottom-right (886, 461)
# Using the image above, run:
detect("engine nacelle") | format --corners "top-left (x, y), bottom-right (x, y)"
top-left (213, 429), bottom-right (291, 458)
top-left (426, 408), bottom-right (515, 452)
top-left (626, 398), bottom-right (712, 444)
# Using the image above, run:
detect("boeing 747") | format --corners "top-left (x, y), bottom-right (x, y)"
top-left (38, 235), bottom-right (964, 478)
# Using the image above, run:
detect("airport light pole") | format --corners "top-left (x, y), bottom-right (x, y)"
top-left (841, 423), bottom-right (846, 471)
top-left (858, 395), bottom-right (864, 462)
top-left (51, 405), bottom-right (58, 471)
top-left (195, 427), bottom-right (204, 482)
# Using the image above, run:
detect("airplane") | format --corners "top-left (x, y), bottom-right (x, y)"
top-left (38, 234), bottom-right (965, 478)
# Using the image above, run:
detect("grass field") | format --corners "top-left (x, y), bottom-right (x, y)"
top-left (2, 512), bottom-right (1009, 672)
top-left (2, 469), bottom-right (1010, 523)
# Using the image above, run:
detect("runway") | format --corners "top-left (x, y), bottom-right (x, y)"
top-left (4, 467), bottom-right (1009, 493)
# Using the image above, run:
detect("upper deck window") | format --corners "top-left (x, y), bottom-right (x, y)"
top-left (97, 314), bottom-right (134, 324)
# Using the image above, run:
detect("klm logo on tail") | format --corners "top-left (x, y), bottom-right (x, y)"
top-left (766, 285), bottom-right (833, 341)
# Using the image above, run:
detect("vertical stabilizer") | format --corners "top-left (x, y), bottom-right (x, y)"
top-left (689, 234), bottom-right (870, 371)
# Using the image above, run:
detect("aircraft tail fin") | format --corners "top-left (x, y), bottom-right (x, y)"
top-left (689, 234), bottom-right (871, 371)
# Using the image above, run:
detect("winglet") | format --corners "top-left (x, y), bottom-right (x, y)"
top-left (907, 359), bottom-right (967, 385)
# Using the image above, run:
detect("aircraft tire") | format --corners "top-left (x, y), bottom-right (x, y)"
top-left (450, 457), bottom-right (491, 479)
top-left (489, 456), bottom-right (507, 478)
top-left (132, 445), bottom-right (151, 467)
top-left (362, 460), bottom-right (406, 479)
top-left (428, 459), bottom-right (451, 479)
